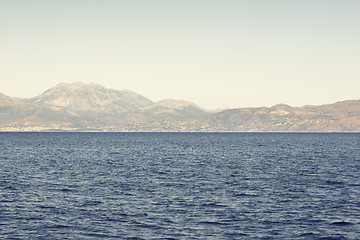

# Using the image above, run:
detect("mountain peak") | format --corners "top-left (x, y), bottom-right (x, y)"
top-left (155, 99), bottom-right (198, 109)
top-left (137, 98), bottom-right (207, 117)
top-left (271, 103), bottom-right (292, 109)
top-left (29, 82), bottom-right (154, 115)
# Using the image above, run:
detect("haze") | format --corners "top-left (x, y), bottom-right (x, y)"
top-left (1, 0), bottom-right (359, 109)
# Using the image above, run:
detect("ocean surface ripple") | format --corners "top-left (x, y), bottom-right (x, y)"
top-left (1, 132), bottom-right (359, 239)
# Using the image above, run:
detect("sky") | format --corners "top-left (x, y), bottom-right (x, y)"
top-left (1, 0), bottom-right (359, 109)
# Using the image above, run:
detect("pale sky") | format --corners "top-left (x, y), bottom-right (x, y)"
top-left (1, 0), bottom-right (359, 109)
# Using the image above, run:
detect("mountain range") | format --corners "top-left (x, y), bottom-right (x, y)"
top-left (1, 82), bottom-right (360, 132)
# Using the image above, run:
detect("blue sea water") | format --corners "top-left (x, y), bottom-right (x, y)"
top-left (0, 132), bottom-right (360, 239)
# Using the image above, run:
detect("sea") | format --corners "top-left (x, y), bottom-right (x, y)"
top-left (0, 132), bottom-right (359, 239)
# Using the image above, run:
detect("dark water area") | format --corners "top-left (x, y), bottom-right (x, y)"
top-left (0, 132), bottom-right (360, 239)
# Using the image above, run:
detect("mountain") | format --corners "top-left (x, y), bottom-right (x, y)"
top-left (26, 82), bottom-right (154, 116)
top-left (179, 100), bottom-right (360, 132)
top-left (0, 82), bottom-right (360, 132)
top-left (151, 99), bottom-right (206, 112)
top-left (136, 99), bottom-right (207, 117)
top-left (117, 99), bottom-right (207, 126)
top-left (0, 92), bottom-right (74, 130)
top-left (0, 93), bottom-right (33, 122)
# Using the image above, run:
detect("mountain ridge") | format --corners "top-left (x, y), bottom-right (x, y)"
top-left (1, 82), bottom-right (360, 132)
